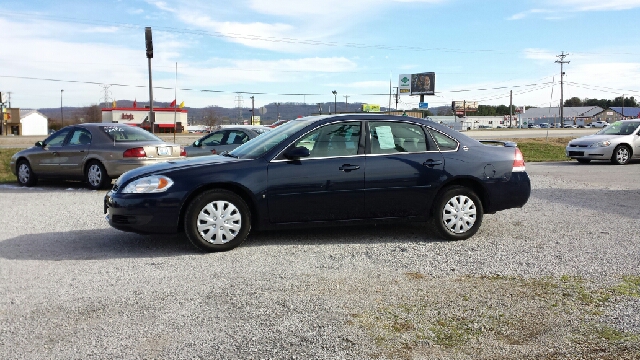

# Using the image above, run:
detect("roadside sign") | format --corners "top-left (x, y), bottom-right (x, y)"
top-left (418, 102), bottom-right (429, 109)
top-left (398, 74), bottom-right (411, 95)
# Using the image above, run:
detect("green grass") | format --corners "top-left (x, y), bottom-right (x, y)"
top-left (0, 148), bottom-right (19, 183)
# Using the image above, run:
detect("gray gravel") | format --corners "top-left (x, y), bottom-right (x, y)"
top-left (1, 163), bottom-right (639, 358)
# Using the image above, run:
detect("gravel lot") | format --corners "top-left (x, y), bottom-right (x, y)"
top-left (1, 162), bottom-right (639, 359)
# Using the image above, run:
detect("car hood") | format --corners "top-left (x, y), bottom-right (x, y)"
top-left (569, 134), bottom-right (625, 145)
top-left (115, 155), bottom-right (244, 186)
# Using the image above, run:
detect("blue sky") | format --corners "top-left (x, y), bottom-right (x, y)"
top-left (2, 0), bottom-right (640, 111)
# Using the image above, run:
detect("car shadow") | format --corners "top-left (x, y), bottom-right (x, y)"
top-left (0, 223), bottom-right (443, 261)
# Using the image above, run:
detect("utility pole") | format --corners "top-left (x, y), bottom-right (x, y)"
top-left (332, 90), bottom-right (337, 114)
top-left (509, 90), bottom-right (513, 128)
top-left (61, 89), bottom-right (64, 128)
top-left (145, 27), bottom-right (155, 133)
top-left (250, 96), bottom-right (255, 125)
top-left (622, 94), bottom-right (625, 119)
top-left (275, 102), bottom-right (281, 120)
top-left (393, 87), bottom-right (399, 109)
top-left (343, 95), bottom-right (349, 112)
top-left (555, 52), bottom-right (570, 128)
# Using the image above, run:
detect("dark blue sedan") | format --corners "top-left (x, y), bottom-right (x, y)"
top-left (105, 114), bottom-right (531, 252)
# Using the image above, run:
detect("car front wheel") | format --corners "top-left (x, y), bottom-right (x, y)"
top-left (432, 186), bottom-right (483, 241)
top-left (184, 189), bottom-right (251, 252)
top-left (17, 160), bottom-right (38, 187)
top-left (611, 145), bottom-right (631, 165)
top-left (85, 161), bottom-right (110, 190)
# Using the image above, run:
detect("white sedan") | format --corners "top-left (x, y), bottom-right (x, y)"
top-left (566, 120), bottom-right (640, 164)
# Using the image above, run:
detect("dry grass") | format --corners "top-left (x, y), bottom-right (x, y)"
top-left (352, 275), bottom-right (640, 359)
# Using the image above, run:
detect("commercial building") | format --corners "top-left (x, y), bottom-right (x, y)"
top-left (19, 110), bottom-right (48, 136)
top-left (101, 107), bottom-right (188, 133)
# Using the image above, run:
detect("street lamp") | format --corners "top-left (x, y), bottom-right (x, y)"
top-left (332, 90), bottom-right (337, 114)
top-left (60, 89), bottom-right (64, 128)
top-left (275, 102), bottom-right (281, 120)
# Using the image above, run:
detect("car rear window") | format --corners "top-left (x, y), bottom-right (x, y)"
top-left (100, 125), bottom-right (162, 142)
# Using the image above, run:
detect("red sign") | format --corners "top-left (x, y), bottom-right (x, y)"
top-left (121, 113), bottom-right (134, 120)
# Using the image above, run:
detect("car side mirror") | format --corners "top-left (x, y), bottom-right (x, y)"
top-left (193, 140), bottom-right (201, 147)
top-left (35, 141), bottom-right (44, 147)
top-left (283, 146), bottom-right (310, 159)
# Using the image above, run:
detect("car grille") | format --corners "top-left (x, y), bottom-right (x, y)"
top-left (568, 144), bottom-right (589, 148)
top-left (568, 151), bottom-right (585, 157)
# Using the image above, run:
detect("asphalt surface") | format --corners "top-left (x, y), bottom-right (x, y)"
top-left (1, 160), bottom-right (639, 358)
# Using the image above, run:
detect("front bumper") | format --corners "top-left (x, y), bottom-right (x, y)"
top-left (104, 190), bottom-right (185, 234)
top-left (565, 146), bottom-right (614, 160)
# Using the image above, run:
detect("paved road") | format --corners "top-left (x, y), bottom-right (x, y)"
top-left (526, 161), bottom-right (640, 189)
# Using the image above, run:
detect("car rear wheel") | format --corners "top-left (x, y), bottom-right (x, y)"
top-left (611, 145), bottom-right (631, 165)
top-left (85, 161), bottom-right (110, 190)
top-left (432, 186), bottom-right (483, 241)
top-left (17, 160), bottom-right (38, 187)
top-left (576, 159), bottom-right (591, 164)
top-left (184, 189), bottom-right (251, 252)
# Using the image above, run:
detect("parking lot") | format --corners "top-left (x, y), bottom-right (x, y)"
top-left (1, 160), bottom-right (639, 358)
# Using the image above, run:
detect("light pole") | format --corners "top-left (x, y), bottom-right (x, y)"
top-left (275, 102), bottom-right (281, 120)
top-left (60, 89), bottom-right (64, 128)
top-left (332, 90), bottom-right (337, 114)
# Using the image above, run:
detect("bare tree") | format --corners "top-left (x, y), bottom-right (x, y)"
top-left (203, 106), bottom-right (221, 130)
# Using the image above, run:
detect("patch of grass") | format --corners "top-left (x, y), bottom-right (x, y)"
top-left (508, 137), bottom-right (573, 162)
top-left (351, 275), bottom-right (640, 359)
top-left (0, 148), bottom-right (20, 183)
top-left (611, 276), bottom-right (640, 297)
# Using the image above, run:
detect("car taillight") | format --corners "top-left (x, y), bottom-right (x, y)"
top-left (180, 146), bottom-right (187, 157)
top-left (513, 148), bottom-right (525, 172)
top-left (123, 147), bottom-right (147, 158)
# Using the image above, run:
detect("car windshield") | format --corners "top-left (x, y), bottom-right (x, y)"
top-left (100, 125), bottom-right (162, 142)
top-left (230, 119), bottom-right (312, 159)
top-left (595, 121), bottom-right (640, 136)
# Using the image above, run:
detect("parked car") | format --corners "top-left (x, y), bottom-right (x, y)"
top-left (105, 114), bottom-right (532, 252)
top-left (539, 123), bottom-right (550, 128)
top-left (591, 120), bottom-right (610, 128)
top-left (183, 126), bottom-right (271, 157)
top-left (10, 123), bottom-right (186, 189)
top-left (566, 120), bottom-right (640, 164)
top-left (268, 119), bottom-right (290, 128)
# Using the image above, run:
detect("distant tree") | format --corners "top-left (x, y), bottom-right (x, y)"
top-left (564, 97), bottom-right (583, 107)
top-left (203, 106), bottom-right (221, 129)
top-left (495, 105), bottom-right (510, 115)
top-left (85, 105), bottom-right (102, 123)
top-left (437, 108), bottom-right (453, 116)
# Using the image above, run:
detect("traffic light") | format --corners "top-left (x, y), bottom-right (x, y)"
top-left (145, 27), bottom-right (153, 58)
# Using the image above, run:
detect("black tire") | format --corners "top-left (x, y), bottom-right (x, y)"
top-left (85, 161), bottom-right (111, 190)
top-left (576, 159), bottom-right (591, 164)
top-left (184, 189), bottom-right (251, 252)
top-left (432, 186), bottom-right (483, 241)
top-left (611, 145), bottom-right (631, 165)
top-left (16, 160), bottom-right (38, 187)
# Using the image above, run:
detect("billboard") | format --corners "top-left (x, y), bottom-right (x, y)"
top-left (362, 104), bottom-right (381, 112)
top-left (452, 101), bottom-right (479, 113)
top-left (398, 72), bottom-right (435, 96)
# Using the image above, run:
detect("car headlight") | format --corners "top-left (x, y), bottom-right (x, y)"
top-left (589, 141), bottom-right (611, 147)
top-left (121, 175), bottom-right (174, 193)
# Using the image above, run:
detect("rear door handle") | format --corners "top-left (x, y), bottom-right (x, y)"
top-left (423, 159), bottom-right (443, 167)
top-left (339, 164), bottom-right (360, 172)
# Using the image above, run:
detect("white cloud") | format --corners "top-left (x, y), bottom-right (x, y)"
top-left (550, 0), bottom-right (640, 10)
top-left (82, 26), bottom-right (120, 33)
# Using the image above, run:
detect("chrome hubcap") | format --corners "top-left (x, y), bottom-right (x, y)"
top-left (88, 165), bottom-right (102, 186)
top-left (442, 195), bottom-right (477, 234)
top-left (616, 148), bottom-right (629, 163)
top-left (197, 200), bottom-right (242, 244)
top-left (18, 164), bottom-right (30, 184)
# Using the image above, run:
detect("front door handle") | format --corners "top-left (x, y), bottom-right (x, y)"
top-left (423, 159), bottom-right (443, 167)
top-left (339, 164), bottom-right (360, 172)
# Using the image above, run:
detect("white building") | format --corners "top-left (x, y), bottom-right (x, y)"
top-left (19, 110), bottom-right (48, 136)
top-left (102, 106), bottom-right (188, 133)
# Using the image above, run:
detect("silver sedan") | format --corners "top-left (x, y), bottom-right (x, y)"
top-left (183, 126), bottom-right (270, 157)
top-left (566, 120), bottom-right (640, 165)
top-left (10, 123), bottom-right (185, 189)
